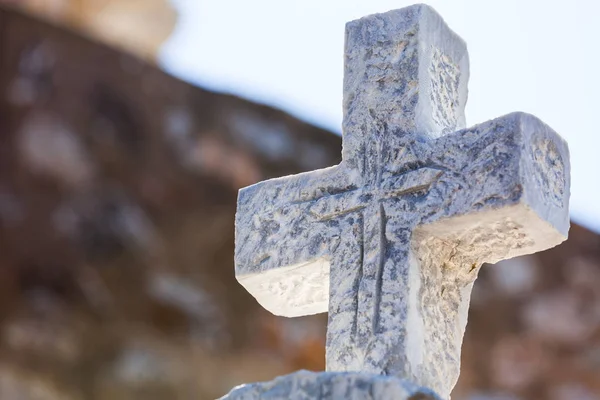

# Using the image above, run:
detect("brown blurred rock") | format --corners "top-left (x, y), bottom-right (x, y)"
top-left (0, 7), bottom-right (335, 399)
top-left (0, 0), bottom-right (176, 61)
top-left (0, 7), bottom-right (599, 400)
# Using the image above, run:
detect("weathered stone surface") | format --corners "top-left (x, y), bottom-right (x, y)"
top-left (235, 5), bottom-right (570, 399)
top-left (220, 370), bottom-right (441, 400)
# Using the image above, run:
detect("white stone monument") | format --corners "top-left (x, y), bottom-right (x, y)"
top-left (222, 4), bottom-right (570, 399)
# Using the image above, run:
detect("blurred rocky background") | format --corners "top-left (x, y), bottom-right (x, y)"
top-left (1, 0), bottom-right (176, 61)
top-left (0, 3), bottom-right (598, 400)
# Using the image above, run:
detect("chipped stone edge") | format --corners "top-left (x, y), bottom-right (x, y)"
top-left (219, 370), bottom-right (442, 400)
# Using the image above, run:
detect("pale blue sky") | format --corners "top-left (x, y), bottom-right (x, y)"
top-left (161, 0), bottom-right (600, 233)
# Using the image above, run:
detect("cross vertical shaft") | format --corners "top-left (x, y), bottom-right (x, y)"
top-left (327, 5), bottom-right (472, 388)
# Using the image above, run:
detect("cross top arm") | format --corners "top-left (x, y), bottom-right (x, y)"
top-left (342, 4), bottom-right (470, 176)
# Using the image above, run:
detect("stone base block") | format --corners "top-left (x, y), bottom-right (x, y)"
top-left (220, 370), bottom-right (441, 400)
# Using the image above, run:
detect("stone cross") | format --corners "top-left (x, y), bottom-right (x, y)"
top-left (234, 4), bottom-right (569, 399)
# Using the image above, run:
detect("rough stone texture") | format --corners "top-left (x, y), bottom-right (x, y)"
top-left (221, 370), bottom-right (441, 400)
top-left (0, 6), bottom-right (596, 400)
top-left (235, 5), bottom-right (570, 399)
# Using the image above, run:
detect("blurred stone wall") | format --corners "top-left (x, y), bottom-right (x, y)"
top-left (0, 7), bottom-right (599, 400)
top-left (0, 7), bottom-right (335, 399)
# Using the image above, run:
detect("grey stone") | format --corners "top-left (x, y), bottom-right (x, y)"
top-left (232, 3), bottom-right (570, 399)
top-left (220, 370), bottom-right (441, 400)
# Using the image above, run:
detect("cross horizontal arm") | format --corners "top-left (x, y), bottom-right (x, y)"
top-left (401, 112), bottom-right (569, 396)
top-left (419, 111), bottom-right (570, 258)
top-left (235, 165), bottom-right (354, 317)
